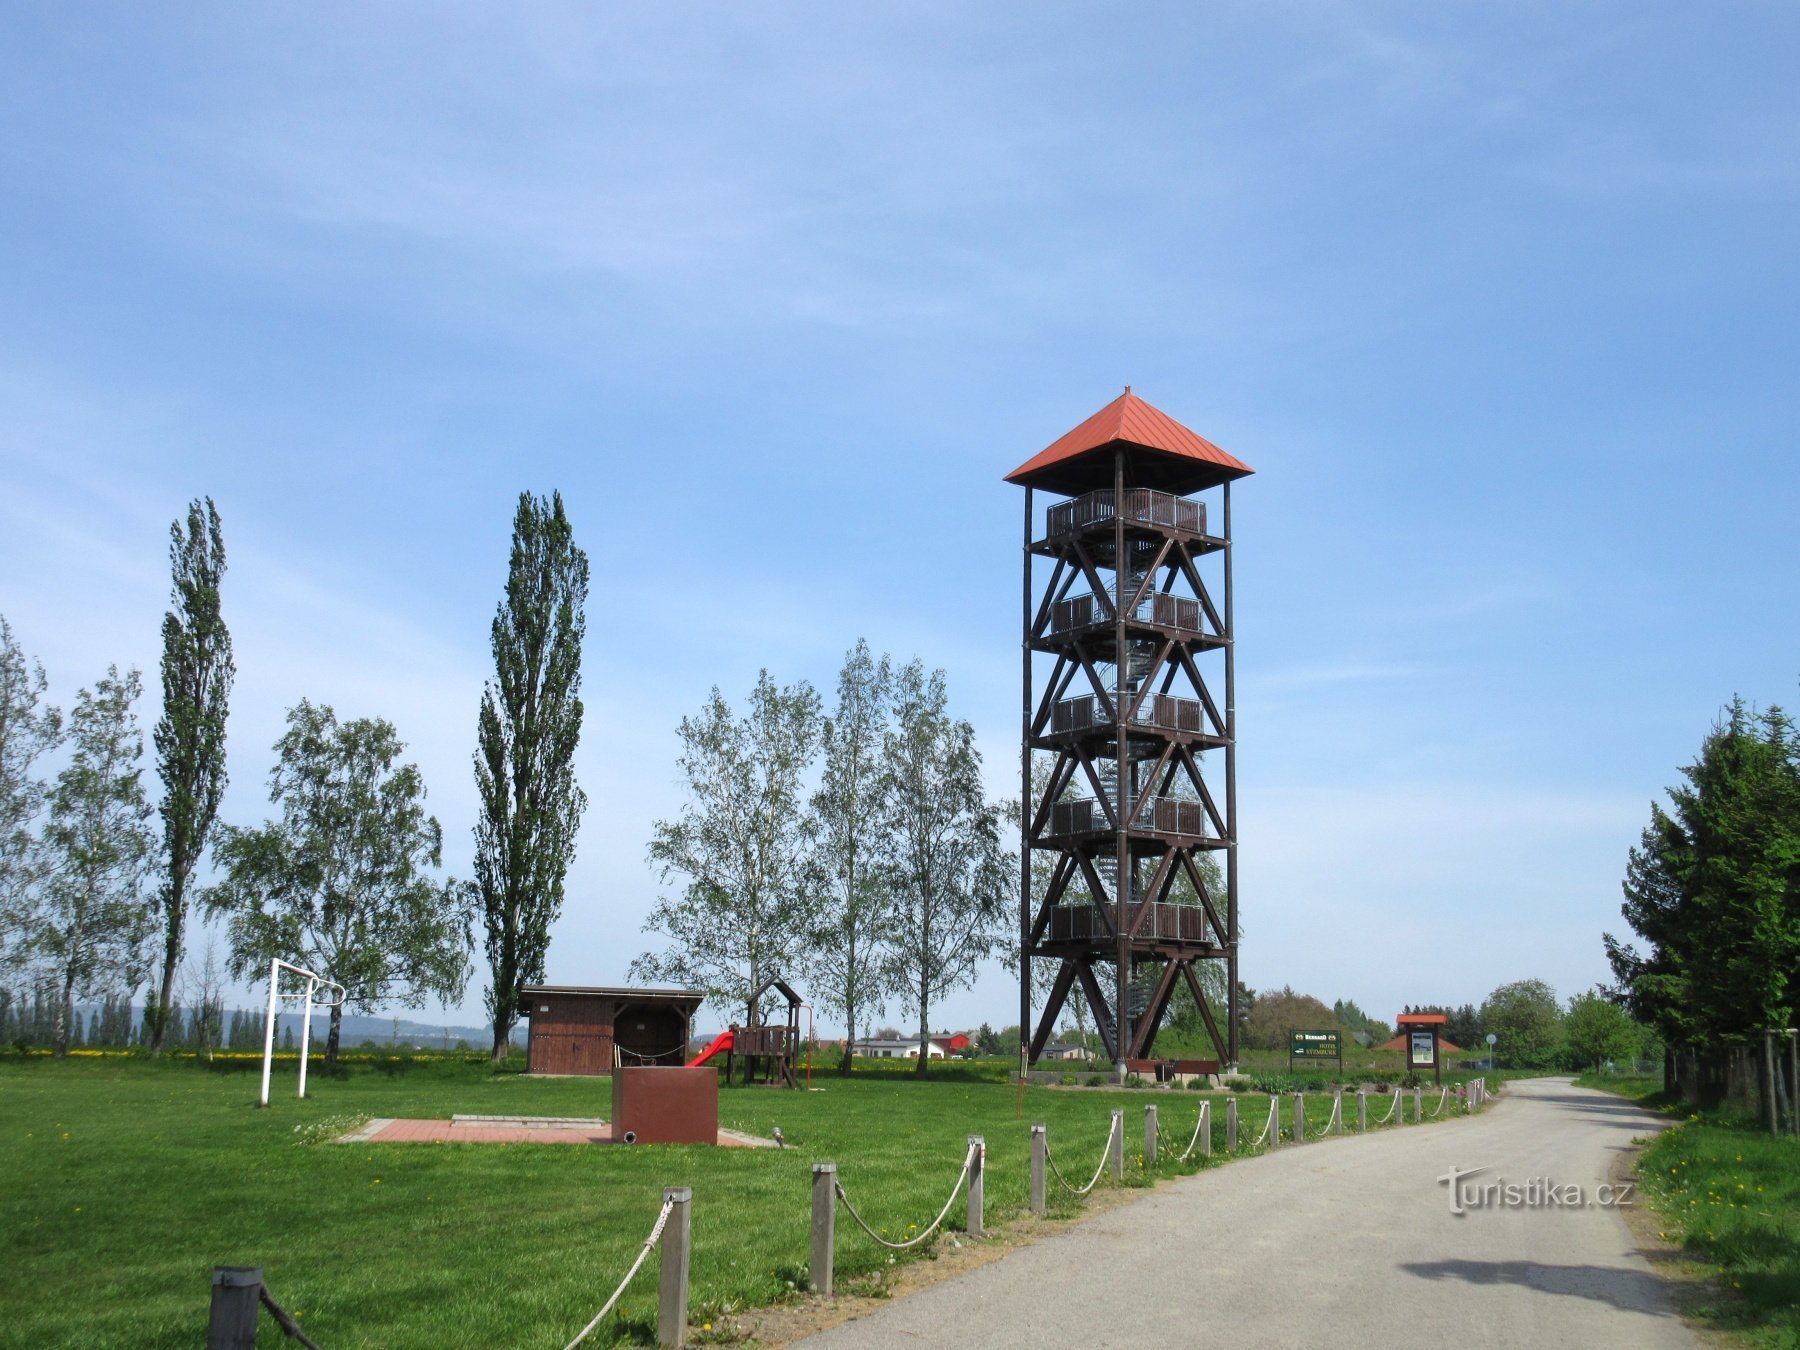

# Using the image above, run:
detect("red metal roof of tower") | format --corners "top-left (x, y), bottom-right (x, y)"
top-left (1003, 389), bottom-right (1255, 496)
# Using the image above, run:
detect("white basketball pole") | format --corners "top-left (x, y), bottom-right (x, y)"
top-left (259, 957), bottom-right (280, 1108)
top-left (297, 978), bottom-right (316, 1099)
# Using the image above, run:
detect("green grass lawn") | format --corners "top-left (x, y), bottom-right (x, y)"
top-left (1, 1054), bottom-right (1467, 1348)
top-left (1577, 1076), bottom-right (1800, 1346)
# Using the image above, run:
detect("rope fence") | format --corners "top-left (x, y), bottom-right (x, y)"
top-left (833, 1142), bottom-right (979, 1250)
top-left (563, 1194), bottom-right (678, 1350)
top-left (1044, 1112), bottom-right (1119, 1195)
top-left (1307, 1093), bottom-right (1342, 1140)
top-left (1377, 1088), bottom-right (1402, 1124)
top-left (1172, 1100), bottom-right (1210, 1161)
top-left (1251, 1093), bottom-right (1277, 1147)
top-left (1426, 1086), bottom-right (1449, 1119)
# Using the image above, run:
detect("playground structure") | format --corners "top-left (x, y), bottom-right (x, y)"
top-left (689, 976), bottom-right (806, 1088)
top-left (1009, 390), bottom-right (1253, 1072)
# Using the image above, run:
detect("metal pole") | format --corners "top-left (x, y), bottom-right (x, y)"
top-left (1021, 486), bottom-right (1034, 1068)
top-left (208, 1267), bottom-right (262, 1349)
top-left (810, 1164), bottom-right (836, 1296)
top-left (297, 979), bottom-right (315, 1100)
top-left (1144, 1104), bottom-right (1158, 1169)
top-left (967, 1137), bottom-right (985, 1237)
top-left (1789, 1031), bottom-right (1798, 1140)
top-left (658, 1187), bottom-right (691, 1348)
top-left (1222, 478), bottom-right (1239, 1070)
top-left (1114, 449), bottom-right (1131, 1070)
top-left (1030, 1125), bottom-right (1046, 1215)
top-left (1226, 1097), bottom-right (1238, 1151)
top-left (1109, 1109), bottom-right (1125, 1181)
top-left (258, 958), bottom-right (279, 1109)
top-left (1766, 1031), bottom-right (1780, 1138)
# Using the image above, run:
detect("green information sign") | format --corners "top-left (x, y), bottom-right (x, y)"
top-left (1289, 1029), bottom-right (1341, 1066)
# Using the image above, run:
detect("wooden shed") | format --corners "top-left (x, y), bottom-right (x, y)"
top-left (518, 986), bottom-right (704, 1076)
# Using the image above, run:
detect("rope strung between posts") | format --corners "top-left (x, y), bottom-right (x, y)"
top-left (834, 1141), bottom-right (979, 1250)
top-left (259, 1286), bottom-right (322, 1350)
top-left (1426, 1086), bottom-right (1449, 1118)
top-left (1377, 1089), bottom-right (1402, 1124)
top-left (1252, 1094), bottom-right (1277, 1148)
top-left (615, 1044), bottom-right (685, 1065)
top-left (1308, 1094), bottom-right (1342, 1140)
top-left (1172, 1101), bottom-right (1209, 1161)
top-left (563, 1196), bottom-right (677, 1350)
top-left (1044, 1113), bottom-right (1120, 1196)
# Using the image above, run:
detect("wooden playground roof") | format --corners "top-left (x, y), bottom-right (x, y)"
top-left (1004, 388), bottom-right (1255, 496)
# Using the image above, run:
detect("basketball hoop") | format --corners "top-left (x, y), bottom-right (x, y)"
top-left (259, 958), bottom-right (347, 1108)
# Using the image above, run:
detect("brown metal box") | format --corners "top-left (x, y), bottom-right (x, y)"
top-left (611, 1067), bottom-right (719, 1145)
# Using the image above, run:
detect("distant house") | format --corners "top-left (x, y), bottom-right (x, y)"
top-left (853, 1036), bottom-right (946, 1059)
top-left (931, 1032), bottom-right (972, 1055)
top-left (1041, 1042), bottom-right (1090, 1063)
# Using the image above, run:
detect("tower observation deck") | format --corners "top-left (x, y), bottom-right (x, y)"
top-left (1006, 390), bottom-right (1253, 1071)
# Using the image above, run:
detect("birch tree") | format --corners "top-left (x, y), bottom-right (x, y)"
top-left (632, 672), bottom-right (821, 1023)
top-left (0, 617), bottom-right (61, 975)
top-left (804, 640), bottom-right (891, 1073)
top-left (33, 669), bottom-right (156, 1055)
top-left (205, 701), bottom-right (473, 1063)
top-left (878, 661), bottom-right (1012, 1076)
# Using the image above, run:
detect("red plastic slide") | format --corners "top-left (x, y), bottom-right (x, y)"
top-left (688, 1030), bottom-right (734, 1067)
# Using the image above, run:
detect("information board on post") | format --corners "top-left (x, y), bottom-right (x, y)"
top-left (1289, 1028), bottom-right (1342, 1073)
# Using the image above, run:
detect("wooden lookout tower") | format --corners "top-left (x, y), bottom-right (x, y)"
top-left (1007, 390), bottom-right (1253, 1072)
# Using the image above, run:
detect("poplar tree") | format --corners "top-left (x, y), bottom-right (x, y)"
top-left (147, 499), bottom-right (233, 1054)
top-left (878, 661), bottom-right (1012, 1076)
top-left (475, 492), bottom-right (589, 1062)
top-left (804, 640), bottom-right (892, 1073)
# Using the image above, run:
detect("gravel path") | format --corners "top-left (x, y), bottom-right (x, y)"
top-left (797, 1078), bottom-right (1692, 1348)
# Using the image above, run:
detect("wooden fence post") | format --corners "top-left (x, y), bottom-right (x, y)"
top-left (1030, 1125), bottom-right (1046, 1214)
top-left (1334, 1090), bottom-right (1345, 1135)
top-left (966, 1137), bottom-right (985, 1237)
top-left (810, 1164), bottom-right (836, 1297)
top-left (1109, 1110), bottom-right (1124, 1181)
top-left (1268, 1094), bottom-right (1280, 1150)
top-left (659, 1187), bottom-right (691, 1349)
top-left (208, 1268), bottom-right (262, 1350)
top-left (1292, 1092), bottom-right (1306, 1144)
top-left (1412, 1087), bottom-right (1422, 1124)
top-left (1357, 1091), bottom-right (1368, 1133)
top-left (1198, 1100), bottom-right (1211, 1158)
top-left (1144, 1105), bottom-right (1158, 1169)
top-left (1226, 1097), bottom-right (1238, 1152)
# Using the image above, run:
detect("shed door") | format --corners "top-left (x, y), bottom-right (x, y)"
top-left (532, 998), bottom-right (614, 1075)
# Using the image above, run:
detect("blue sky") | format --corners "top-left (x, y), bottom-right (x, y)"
top-left (3, 4), bottom-right (1795, 1036)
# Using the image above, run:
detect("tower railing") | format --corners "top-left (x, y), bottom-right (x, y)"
top-left (1051, 692), bottom-right (1205, 737)
top-left (1043, 901), bottom-right (1212, 944)
top-left (1045, 797), bottom-right (1207, 839)
top-left (1044, 488), bottom-right (1206, 539)
top-left (1050, 591), bottom-right (1202, 637)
